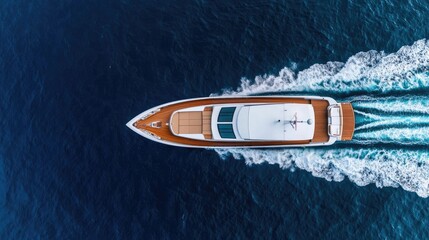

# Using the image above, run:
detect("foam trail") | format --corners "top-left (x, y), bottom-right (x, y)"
top-left (213, 39), bottom-right (429, 197)
top-left (355, 115), bottom-right (429, 131)
top-left (354, 127), bottom-right (429, 145)
top-left (352, 96), bottom-right (429, 144)
top-left (216, 39), bottom-right (429, 96)
top-left (353, 110), bottom-right (382, 120)
top-left (216, 148), bottom-right (429, 197)
top-left (352, 96), bottom-right (429, 114)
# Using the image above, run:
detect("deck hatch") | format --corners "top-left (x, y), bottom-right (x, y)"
top-left (217, 107), bottom-right (236, 122)
top-left (217, 124), bottom-right (236, 139)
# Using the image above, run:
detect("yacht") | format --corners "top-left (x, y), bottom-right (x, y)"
top-left (126, 96), bottom-right (355, 148)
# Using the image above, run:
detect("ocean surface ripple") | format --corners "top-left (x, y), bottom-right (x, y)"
top-left (2, 0), bottom-right (429, 238)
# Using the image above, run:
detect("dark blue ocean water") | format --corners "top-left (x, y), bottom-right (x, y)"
top-left (2, 0), bottom-right (429, 239)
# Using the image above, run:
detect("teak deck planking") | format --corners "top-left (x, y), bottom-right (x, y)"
top-left (340, 103), bottom-right (355, 140)
top-left (311, 100), bottom-right (330, 143)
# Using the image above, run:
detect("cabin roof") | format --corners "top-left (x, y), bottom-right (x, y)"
top-left (237, 104), bottom-right (315, 140)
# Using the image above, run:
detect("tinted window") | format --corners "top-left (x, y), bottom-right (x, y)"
top-left (217, 124), bottom-right (236, 139)
top-left (217, 107), bottom-right (236, 122)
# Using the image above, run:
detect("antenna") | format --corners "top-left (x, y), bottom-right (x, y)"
top-left (284, 113), bottom-right (313, 130)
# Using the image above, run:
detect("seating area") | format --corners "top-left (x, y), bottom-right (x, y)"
top-left (170, 107), bottom-right (213, 139)
top-left (328, 105), bottom-right (342, 137)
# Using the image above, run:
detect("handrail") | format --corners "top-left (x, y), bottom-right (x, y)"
top-left (141, 129), bottom-right (161, 140)
top-left (140, 108), bottom-right (161, 120)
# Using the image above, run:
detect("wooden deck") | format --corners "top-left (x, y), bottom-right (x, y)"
top-left (311, 100), bottom-right (329, 143)
top-left (133, 97), bottom-right (333, 147)
top-left (202, 107), bottom-right (213, 139)
top-left (341, 103), bottom-right (355, 140)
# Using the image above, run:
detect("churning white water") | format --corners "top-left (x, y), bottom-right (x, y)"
top-left (214, 39), bottom-right (429, 197)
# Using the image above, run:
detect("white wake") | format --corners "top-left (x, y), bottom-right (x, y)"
top-left (213, 39), bottom-right (429, 197)
top-left (217, 39), bottom-right (429, 95)
top-left (352, 96), bottom-right (429, 114)
top-left (216, 148), bottom-right (429, 198)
